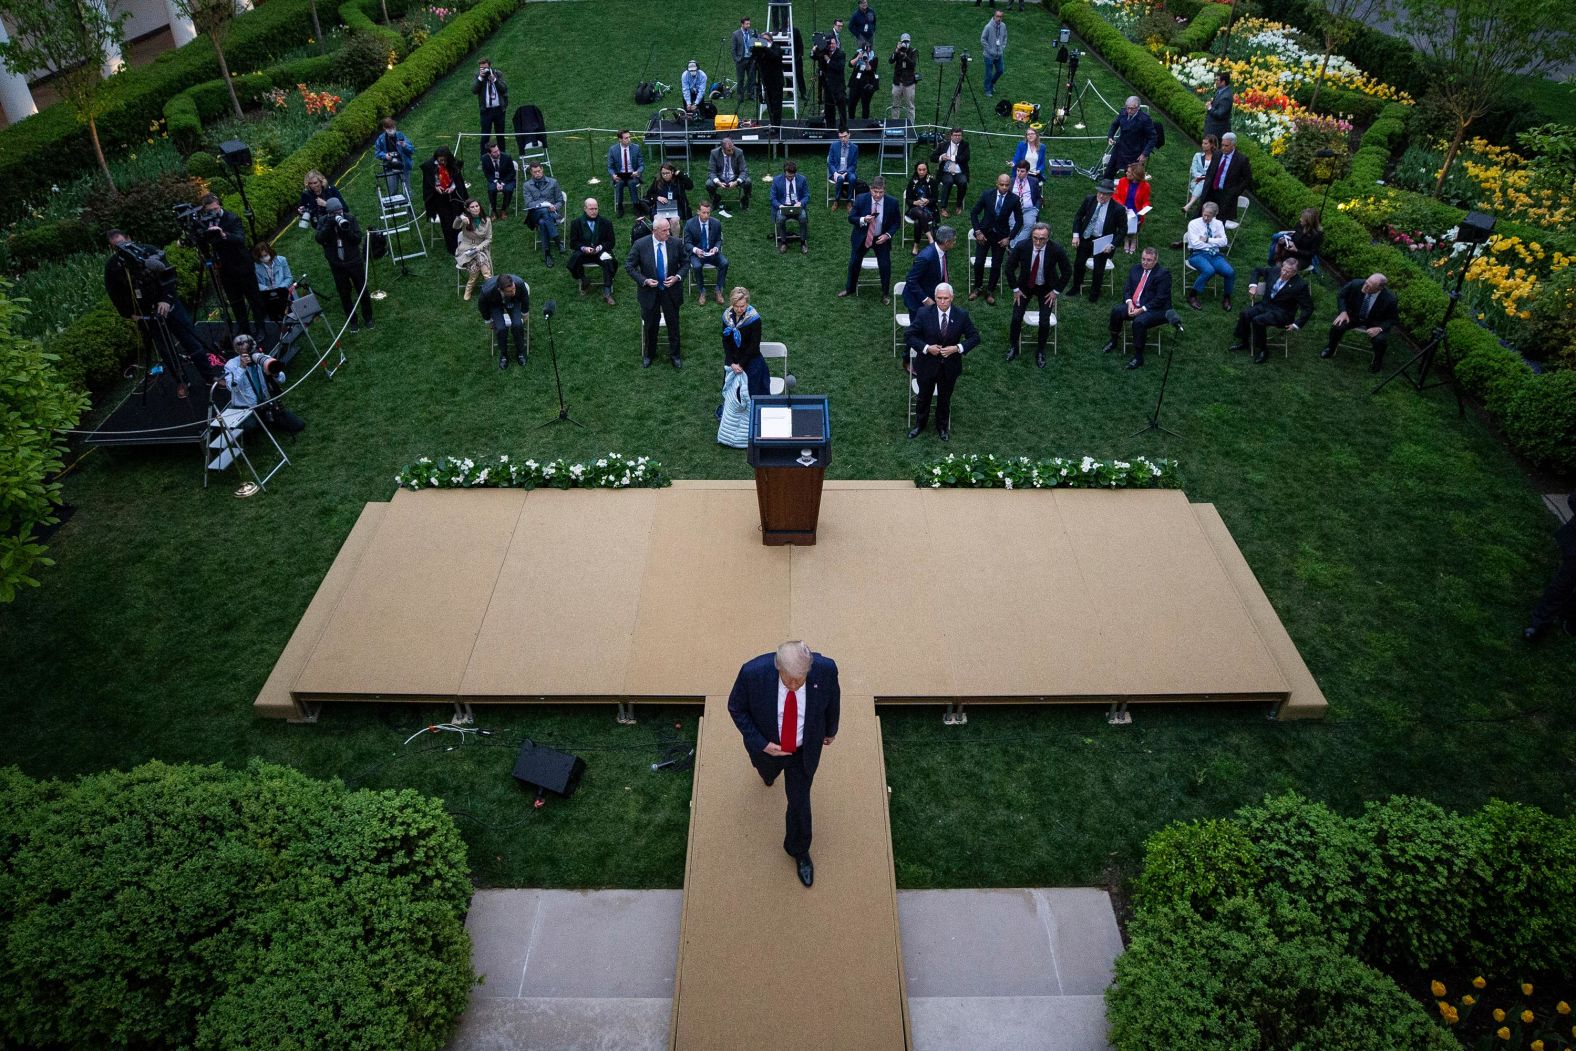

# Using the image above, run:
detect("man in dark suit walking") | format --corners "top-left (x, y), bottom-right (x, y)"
top-left (727, 641), bottom-right (841, 888)
top-left (968, 172), bottom-right (1023, 305)
top-left (1323, 272), bottom-right (1397, 372)
top-left (1201, 132), bottom-right (1251, 222)
top-left (625, 219), bottom-right (685, 369)
top-left (1230, 257), bottom-right (1315, 364)
top-left (1068, 179), bottom-right (1128, 303)
top-left (1005, 223), bottom-right (1070, 367)
top-left (838, 176), bottom-right (901, 302)
top-left (1102, 246), bottom-right (1173, 369)
top-left (905, 282), bottom-right (981, 441)
top-left (902, 226), bottom-right (956, 317)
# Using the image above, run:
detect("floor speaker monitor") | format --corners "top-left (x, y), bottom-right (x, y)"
top-left (512, 739), bottom-right (586, 798)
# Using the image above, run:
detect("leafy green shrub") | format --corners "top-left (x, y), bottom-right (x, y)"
top-left (204, 81), bottom-right (357, 169)
top-left (331, 28), bottom-right (397, 87)
top-left (1450, 319), bottom-right (1530, 418)
top-left (0, 759), bottom-right (476, 1048)
top-left (1133, 818), bottom-right (1261, 917)
top-left (1465, 800), bottom-right (1576, 978)
top-left (1519, 264), bottom-right (1576, 369)
top-left (1502, 369), bottom-right (1576, 475)
top-left (3, 219), bottom-right (99, 273)
top-left (162, 53), bottom-right (340, 154)
top-left (1171, 3), bottom-right (1232, 55)
top-left (1279, 115), bottom-right (1352, 186)
top-left (42, 303), bottom-right (139, 392)
top-left (186, 150), bottom-right (224, 178)
top-left (7, 252), bottom-right (111, 343)
top-left (83, 172), bottom-right (208, 247)
top-left (338, 0), bottom-right (407, 58)
top-left (0, 285), bottom-right (89, 602)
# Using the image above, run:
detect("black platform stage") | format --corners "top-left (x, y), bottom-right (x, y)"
top-left (643, 116), bottom-right (917, 154)
top-left (84, 372), bottom-right (215, 448)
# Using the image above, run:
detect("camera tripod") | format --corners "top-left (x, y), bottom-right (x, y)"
top-left (933, 51), bottom-right (989, 131)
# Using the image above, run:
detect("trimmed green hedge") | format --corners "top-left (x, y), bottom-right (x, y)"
top-left (0, 759), bottom-right (476, 1049)
top-left (1170, 3), bottom-right (1232, 56)
top-left (340, 0), bottom-right (407, 56)
top-left (164, 53), bottom-right (342, 153)
top-left (1451, 320), bottom-right (1576, 474)
top-left (1109, 792), bottom-right (1576, 1050)
top-left (0, 0), bottom-right (323, 224)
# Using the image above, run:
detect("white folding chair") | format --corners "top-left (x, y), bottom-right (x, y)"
top-left (481, 281), bottom-right (532, 359)
top-left (893, 280), bottom-right (910, 357)
top-left (1231, 284), bottom-right (1293, 359)
top-left (1224, 196), bottom-right (1250, 252)
top-left (761, 340), bottom-right (789, 394)
top-left (1182, 252), bottom-right (1221, 301)
top-left (1121, 324), bottom-right (1163, 358)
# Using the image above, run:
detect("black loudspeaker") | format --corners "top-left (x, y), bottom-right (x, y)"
top-left (512, 739), bottom-right (586, 798)
top-left (219, 139), bottom-right (254, 170)
top-left (1457, 210), bottom-right (1497, 245)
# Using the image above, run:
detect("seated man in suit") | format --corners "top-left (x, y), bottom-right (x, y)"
top-left (625, 218), bottom-right (685, 369)
top-left (520, 162), bottom-right (564, 266)
top-left (905, 282), bottom-right (981, 442)
top-left (1201, 132), bottom-right (1252, 223)
top-left (706, 137), bottom-right (752, 214)
top-left (477, 272), bottom-right (528, 370)
top-left (568, 197), bottom-right (617, 306)
top-left (838, 175), bottom-right (900, 303)
top-left (771, 160), bottom-right (811, 253)
top-left (1005, 223), bottom-right (1070, 368)
top-left (606, 129), bottom-right (644, 219)
top-left (931, 127), bottom-right (970, 216)
top-left (726, 640), bottom-right (841, 889)
top-left (1068, 179), bottom-right (1128, 303)
top-left (1230, 257), bottom-right (1315, 364)
top-left (1007, 159), bottom-right (1043, 248)
top-left (1323, 272), bottom-right (1397, 373)
top-left (1102, 246), bottom-right (1172, 369)
top-left (479, 142), bottom-right (516, 220)
top-left (827, 129), bottom-right (860, 209)
top-left (967, 172), bottom-right (1024, 305)
top-left (902, 225), bottom-right (957, 318)
top-left (683, 201), bottom-right (729, 306)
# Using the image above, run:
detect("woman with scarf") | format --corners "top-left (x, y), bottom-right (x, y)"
top-left (422, 147), bottom-right (469, 254)
top-left (452, 199), bottom-right (494, 300)
top-left (717, 287), bottom-right (766, 446)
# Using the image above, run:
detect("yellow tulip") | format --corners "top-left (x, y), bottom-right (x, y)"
top-left (1494, 1009), bottom-right (1506, 1022)
top-left (1464, 995), bottom-right (1477, 1006)
top-left (1498, 1027), bottom-right (1511, 1041)
top-left (1531, 1041), bottom-right (1544, 1051)
top-left (1432, 980), bottom-right (1447, 998)
top-left (1522, 1009), bottom-right (1535, 1024)
top-left (1523, 983), bottom-right (1535, 996)
top-left (1558, 1001), bottom-right (1571, 1015)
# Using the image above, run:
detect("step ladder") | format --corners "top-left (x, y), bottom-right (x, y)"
top-left (372, 157), bottom-right (427, 264)
top-left (767, 1), bottom-right (799, 120)
top-left (880, 103), bottom-right (912, 243)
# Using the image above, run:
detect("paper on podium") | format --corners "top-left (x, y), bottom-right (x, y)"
top-left (1094, 234), bottom-right (1115, 255)
top-left (759, 407), bottom-right (792, 438)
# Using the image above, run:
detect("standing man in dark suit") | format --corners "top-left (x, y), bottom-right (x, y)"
top-left (1068, 179), bottom-right (1128, 303)
top-left (968, 172), bottom-right (1023, 305)
top-left (1105, 96), bottom-right (1157, 177)
top-left (819, 34), bottom-right (850, 132)
top-left (568, 197), bottom-right (617, 305)
top-left (1230, 257), bottom-right (1314, 364)
top-left (472, 58), bottom-right (508, 151)
top-left (727, 641), bottom-right (841, 888)
top-left (755, 31), bottom-right (786, 128)
top-left (902, 226), bottom-right (956, 316)
top-left (1102, 246), bottom-right (1172, 369)
top-left (1323, 272), bottom-right (1397, 372)
top-left (839, 175), bottom-right (900, 302)
top-left (625, 218), bottom-right (685, 369)
top-left (733, 17), bottom-right (758, 101)
top-left (1203, 72), bottom-right (1233, 139)
top-left (906, 282), bottom-right (981, 441)
top-left (1524, 494), bottom-right (1576, 642)
top-left (1201, 132), bottom-right (1251, 222)
top-left (1005, 223), bottom-right (1070, 367)
top-left (197, 193), bottom-right (264, 338)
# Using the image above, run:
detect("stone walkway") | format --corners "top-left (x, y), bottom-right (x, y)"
top-left (447, 887), bottom-right (1122, 1051)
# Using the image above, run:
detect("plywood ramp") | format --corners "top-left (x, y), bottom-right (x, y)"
top-left (671, 696), bottom-right (910, 1050)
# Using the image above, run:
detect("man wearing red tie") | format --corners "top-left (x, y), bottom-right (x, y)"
top-left (727, 641), bottom-right (842, 888)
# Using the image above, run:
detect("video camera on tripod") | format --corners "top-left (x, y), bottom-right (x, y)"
top-left (172, 202), bottom-right (210, 249)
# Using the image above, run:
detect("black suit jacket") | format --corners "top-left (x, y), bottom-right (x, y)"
top-left (930, 138), bottom-right (971, 181)
top-left (1333, 280), bottom-right (1398, 332)
top-left (1006, 239), bottom-right (1071, 293)
top-left (1120, 264), bottom-right (1173, 314)
top-left (624, 234), bottom-right (685, 308)
top-left (481, 152), bottom-right (516, 188)
top-left (1251, 266), bottom-right (1315, 328)
top-left (727, 652), bottom-right (841, 776)
top-left (472, 69), bottom-right (509, 110)
top-left (847, 191), bottom-right (900, 247)
top-left (906, 303), bottom-right (981, 382)
top-left (1071, 195), bottom-right (1129, 246)
top-left (970, 189), bottom-right (1023, 244)
top-left (1201, 150), bottom-right (1251, 220)
top-left (202, 209), bottom-right (251, 270)
top-left (475, 274), bottom-right (528, 321)
top-left (569, 213), bottom-right (615, 255)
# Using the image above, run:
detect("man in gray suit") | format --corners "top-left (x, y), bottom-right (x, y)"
top-left (1204, 71), bottom-right (1233, 139)
top-left (706, 137), bottom-right (752, 214)
top-left (519, 162), bottom-right (564, 266)
top-left (625, 218), bottom-right (685, 369)
top-left (732, 17), bottom-right (758, 101)
top-left (683, 201), bottom-right (729, 306)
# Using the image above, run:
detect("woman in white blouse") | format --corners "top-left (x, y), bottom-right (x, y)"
top-left (1183, 133), bottom-right (1219, 218)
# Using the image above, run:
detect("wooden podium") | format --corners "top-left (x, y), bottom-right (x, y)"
top-left (747, 395), bottom-right (831, 546)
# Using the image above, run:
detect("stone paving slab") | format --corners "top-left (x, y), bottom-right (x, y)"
top-left (447, 997), bottom-right (671, 1051)
top-left (909, 995), bottom-right (1112, 1051)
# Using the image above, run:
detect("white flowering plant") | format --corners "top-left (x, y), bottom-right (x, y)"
top-left (914, 454), bottom-right (1180, 490)
top-left (394, 453), bottom-right (671, 491)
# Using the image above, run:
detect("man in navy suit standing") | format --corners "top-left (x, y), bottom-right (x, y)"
top-left (727, 641), bottom-right (841, 888)
top-left (838, 176), bottom-right (901, 302)
top-left (905, 282), bottom-right (981, 442)
top-left (901, 225), bottom-right (956, 317)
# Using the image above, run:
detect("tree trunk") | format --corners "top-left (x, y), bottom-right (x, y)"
top-left (380, 0), bottom-right (389, 24)
top-left (309, 0), bottom-right (324, 52)
top-left (211, 30), bottom-right (243, 120)
top-left (88, 116), bottom-right (117, 195)
top-left (1436, 119), bottom-right (1470, 199)
top-left (1310, 45), bottom-right (1333, 111)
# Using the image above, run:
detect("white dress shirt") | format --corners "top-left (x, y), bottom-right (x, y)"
top-left (1186, 216), bottom-right (1229, 254)
top-left (776, 677), bottom-right (806, 748)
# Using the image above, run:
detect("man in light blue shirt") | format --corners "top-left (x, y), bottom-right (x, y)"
top-left (681, 60), bottom-right (709, 114)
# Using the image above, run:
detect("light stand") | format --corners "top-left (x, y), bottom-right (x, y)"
top-left (1064, 50), bottom-right (1089, 130)
top-left (537, 300), bottom-right (583, 429)
top-left (1314, 147), bottom-right (1337, 222)
top-left (218, 139), bottom-right (260, 243)
top-left (1050, 27), bottom-right (1071, 136)
top-left (930, 45), bottom-right (955, 129)
top-left (1128, 310), bottom-right (1187, 439)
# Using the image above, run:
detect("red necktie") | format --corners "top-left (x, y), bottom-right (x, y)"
top-left (1031, 248), bottom-right (1042, 287)
top-left (1133, 269), bottom-right (1148, 305)
top-left (865, 202), bottom-right (877, 247)
top-left (781, 689), bottom-right (798, 753)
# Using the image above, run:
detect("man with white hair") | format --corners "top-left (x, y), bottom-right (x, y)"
top-left (905, 281), bottom-right (981, 441)
top-left (1105, 95), bottom-right (1156, 177)
top-left (727, 641), bottom-right (842, 888)
top-left (1202, 132), bottom-right (1252, 222)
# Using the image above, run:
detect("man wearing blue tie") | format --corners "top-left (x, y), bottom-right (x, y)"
top-left (968, 172), bottom-right (1023, 305)
top-left (1229, 257), bottom-right (1315, 364)
top-left (905, 282), bottom-right (981, 441)
top-left (683, 201), bottom-right (728, 306)
top-left (771, 160), bottom-right (811, 253)
top-left (838, 176), bottom-right (900, 303)
top-left (625, 219), bottom-right (685, 369)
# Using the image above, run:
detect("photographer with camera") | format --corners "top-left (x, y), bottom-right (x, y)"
top-left (816, 32), bottom-right (849, 132)
top-left (223, 333), bottom-right (304, 432)
top-left (472, 58), bottom-right (509, 150)
top-left (753, 32), bottom-right (787, 129)
top-left (848, 40), bottom-right (879, 119)
top-left (298, 170), bottom-right (343, 226)
top-left (889, 33), bottom-right (917, 123)
top-left (375, 117), bottom-right (415, 203)
top-left (197, 193), bottom-right (265, 338)
top-left (105, 228), bottom-right (220, 398)
top-left (313, 198), bottom-right (375, 333)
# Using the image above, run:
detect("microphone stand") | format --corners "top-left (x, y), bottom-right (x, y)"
top-left (537, 302), bottom-right (583, 428)
top-left (1128, 312), bottom-right (1185, 439)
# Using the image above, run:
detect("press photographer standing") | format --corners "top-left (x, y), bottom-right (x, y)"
top-left (198, 193), bottom-right (265, 338)
top-left (472, 57), bottom-right (508, 150)
top-left (314, 199), bottom-right (375, 333)
top-left (104, 229), bottom-right (219, 397)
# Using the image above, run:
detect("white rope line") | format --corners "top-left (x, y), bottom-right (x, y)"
top-left (1082, 78), bottom-right (1124, 116)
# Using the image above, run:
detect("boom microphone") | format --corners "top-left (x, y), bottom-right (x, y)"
top-left (543, 299), bottom-right (557, 320)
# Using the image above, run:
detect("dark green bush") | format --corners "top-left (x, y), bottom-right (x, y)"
top-left (4, 219), bottom-right (99, 273)
top-left (339, 0), bottom-right (407, 57)
top-left (1171, 3), bottom-right (1232, 55)
top-left (42, 303), bottom-right (139, 392)
top-left (331, 28), bottom-right (400, 89)
top-left (1465, 800), bottom-right (1576, 977)
top-left (0, 759), bottom-right (475, 1050)
top-left (82, 172), bottom-right (208, 248)
top-left (1450, 319), bottom-right (1530, 418)
top-left (163, 53), bottom-right (341, 154)
top-left (1502, 369), bottom-right (1576, 475)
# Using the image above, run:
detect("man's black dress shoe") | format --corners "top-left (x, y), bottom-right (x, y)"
top-left (797, 856), bottom-right (814, 888)
top-left (906, 425), bottom-right (923, 439)
top-left (1523, 625), bottom-right (1543, 642)
top-left (1036, 351), bottom-right (1046, 368)
top-left (1125, 356), bottom-right (1143, 369)
top-left (1319, 347), bottom-right (1334, 358)
top-left (1227, 342), bottom-right (1247, 353)
top-left (1099, 339), bottom-right (1116, 354)
top-left (516, 352), bottom-right (527, 366)
top-left (497, 355), bottom-right (508, 371)
top-left (1005, 347), bottom-right (1019, 362)
top-left (1368, 358), bottom-right (1384, 373)
top-left (1221, 296), bottom-right (1233, 311)
top-left (641, 355), bottom-right (653, 368)
top-left (938, 428), bottom-right (950, 442)
top-left (671, 355), bottom-right (683, 369)
top-left (1252, 351), bottom-right (1267, 364)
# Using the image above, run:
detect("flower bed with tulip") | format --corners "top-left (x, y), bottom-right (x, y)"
top-left (1428, 977), bottom-right (1575, 1050)
top-left (395, 454), bottom-right (672, 491)
top-left (913, 454), bottom-right (1179, 490)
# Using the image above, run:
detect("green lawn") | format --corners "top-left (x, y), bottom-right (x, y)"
top-left (3, 0), bottom-right (1572, 892)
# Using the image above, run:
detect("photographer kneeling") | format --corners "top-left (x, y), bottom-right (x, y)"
top-left (104, 229), bottom-right (220, 399)
top-left (222, 334), bottom-right (304, 433)
top-left (314, 198), bottom-right (375, 333)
